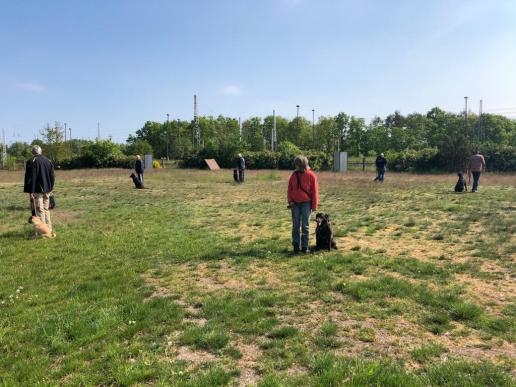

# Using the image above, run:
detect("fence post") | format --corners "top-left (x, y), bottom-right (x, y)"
top-left (362, 157), bottom-right (365, 171)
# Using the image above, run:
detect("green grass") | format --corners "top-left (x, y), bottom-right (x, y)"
top-left (0, 168), bottom-right (514, 385)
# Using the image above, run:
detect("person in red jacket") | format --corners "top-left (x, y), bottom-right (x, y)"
top-left (287, 155), bottom-right (319, 253)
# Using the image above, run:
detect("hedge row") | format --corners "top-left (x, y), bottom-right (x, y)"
top-left (59, 155), bottom-right (134, 170)
top-left (386, 145), bottom-right (516, 172)
top-left (180, 150), bottom-right (333, 170)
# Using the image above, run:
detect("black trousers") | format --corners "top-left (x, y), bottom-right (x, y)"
top-left (238, 169), bottom-right (245, 183)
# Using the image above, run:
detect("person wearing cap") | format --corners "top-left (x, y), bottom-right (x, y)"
top-left (236, 153), bottom-right (245, 183)
top-left (467, 150), bottom-right (486, 192)
top-left (287, 155), bottom-right (319, 253)
top-left (374, 153), bottom-right (387, 182)
top-left (23, 145), bottom-right (55, 234)
top-left (135, 155), bottom-right (144, 185)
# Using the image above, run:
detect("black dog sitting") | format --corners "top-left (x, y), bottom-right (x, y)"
top-left (130, 173), bottom-right (144, 189)
top-left (315, 213), bottom-right (337, 251)
top-left (233, 169), bottom-right (239, 182)
top-left (454, 172), bottom-right (467, 192)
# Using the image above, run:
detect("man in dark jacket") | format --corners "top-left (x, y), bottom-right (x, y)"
top-left (236, 153), bottom-right (245, 183)
top-left (374, 153), bottom-right (387, 182)
top-left (24, 145), bottom-right (55, 232)
top-left (135, 155), bottom-right (144, 186)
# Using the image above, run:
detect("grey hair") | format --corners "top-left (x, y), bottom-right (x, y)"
top-left (294, 155), bottom-right (309, 171)
top-left (31, 145), bottom-right (42, 155)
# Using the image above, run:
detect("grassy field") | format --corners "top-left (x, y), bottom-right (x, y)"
top-left (0, 168), bottom-right (514, 386)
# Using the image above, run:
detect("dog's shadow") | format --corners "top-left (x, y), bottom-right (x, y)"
top-left (3, 205), bottom-right (27, 212)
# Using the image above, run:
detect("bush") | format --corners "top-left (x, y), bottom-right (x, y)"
top-left (386, 148), bottom-right (440, 172)
top-left (59, 140), bottom-right (133, 169)
top-left (481, 143), bottom-right (516, 171)
top-left (59, 155), bottom-right (134, 169)
top-left (180, 147), bottom-right (332, 171)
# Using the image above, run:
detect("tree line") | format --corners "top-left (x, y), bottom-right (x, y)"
top-left (3, 107), bottom-right (515, 171)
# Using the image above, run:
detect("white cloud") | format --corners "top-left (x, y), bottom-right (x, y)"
top-left (15, 82), bottom-right (45, 92)
top-left (220, 85), bottom-right (242, 96)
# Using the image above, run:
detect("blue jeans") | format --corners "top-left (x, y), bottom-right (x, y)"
top-left (137, 173), bottom-right (144, 185)
top-left (472, 171), bottom-right (480, 191)
top-left (291, 201), bottom-right (312, 250)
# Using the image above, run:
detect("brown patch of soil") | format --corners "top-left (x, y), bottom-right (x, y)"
top-left (235, 340), bottom-right (262, 386)
top-left (140, 272), bottom-right (173, 300)
top-left (175, 346), bottom-right (217, 367)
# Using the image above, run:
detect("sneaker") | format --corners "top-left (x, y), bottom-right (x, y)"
top-left (301, 248), bottom-right (310, 254)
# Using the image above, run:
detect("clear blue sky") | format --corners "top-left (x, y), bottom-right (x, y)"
top-left (1, 0), bottom-right (515, 143)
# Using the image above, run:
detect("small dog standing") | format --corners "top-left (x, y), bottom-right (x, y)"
top-left (130, 173), bottom-right (145, 189)
top-left (315, 213), bottom-right (337, 251)
top-left (454, 172), bottom-right (468, 192)
top-left (31, 216), bottom-right (55, 238)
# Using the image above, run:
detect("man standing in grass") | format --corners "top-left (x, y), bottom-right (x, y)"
top-left (236, 153), bottom-right (245, 183)
top-left (467, 150), bottom-right (486, 192)
top-left (374, 153), bottom-right (387, 182)
top-left (24, 145), bottom-right (55, 234)
top-left (135, 155), bottom-right (144, 186)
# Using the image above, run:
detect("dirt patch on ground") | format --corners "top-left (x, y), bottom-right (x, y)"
top-left (175, 346), bottom-right (217, 367)
top-left (455, 273), bottom-right (515, 315)
top-left (337, 233), bottom-right (451, 262)
top-left (235, 339), bottom-right (262, 386)
top-left (140, 272), bottom-right (173, 300)
top-left (52, 210), bottom-right (83, 225)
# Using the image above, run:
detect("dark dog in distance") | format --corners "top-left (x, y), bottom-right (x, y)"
top-left (315, 213), bottom-right (337, 251)
top-left (454, 172), bottom-right (467, 192)
top-left (233, 169), bottom-right (239, 182)
top-left (130, 173), bottom-right (145, 189)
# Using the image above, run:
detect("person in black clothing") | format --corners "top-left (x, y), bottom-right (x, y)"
top-left (236, 153), bottom-right (245, 183)
top-left (24, 145), bottom-right (55, 233)
top-left (135, 155), bottom-right (144, 186)
top-left (374, 153), bottom-right (387, 182)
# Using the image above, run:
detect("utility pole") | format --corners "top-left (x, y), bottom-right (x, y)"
top-left (97, 122), bottom-right (100, 140)
top-left (464, 96), bottom-right (468, 123)
top-left (64, 122), bottom-right (67, 142)
top-left (238, 117), bottom-right (242, 142)
top-left (69, 127), bottom-right (72, 141)
top-left (1, 128), bottom-right (6, 169)
top-left (479, 99), bottom-right (483, 141)
top-left (312, 109), bottom-right (315, 149)
top-left (272, 110), bottom-right (277, 152)
top-left (296, 105), bottom-right (300, 142)
top-left (166, 113), bottom-right (170, 160)
top-left (193, 94), bottom-right (200, 149)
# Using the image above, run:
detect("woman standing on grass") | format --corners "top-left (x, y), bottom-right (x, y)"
top-left (287, 155), bottom-right (319, 253)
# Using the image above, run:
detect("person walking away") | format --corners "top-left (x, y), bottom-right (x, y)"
top-left (135, 155), bottom-right (144, 186)
top-left (237, 153), bottom-right (245, 183)
top-left (467, 151), bottom-right (486, 192)
top-left (24, 145), bottom-right (55, 235)
top-left (287, 155), bottom-right (319, 253)
top-left (374, 153), bottom-right (387, 182)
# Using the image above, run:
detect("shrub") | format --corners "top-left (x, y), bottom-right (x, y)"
top-left (180, 149), bottom-right (332, 170)
top-left (386, 147), bottom-right (440, 172)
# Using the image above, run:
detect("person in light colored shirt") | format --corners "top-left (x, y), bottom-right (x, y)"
top-left (467, 151), bottom-right (486, 192)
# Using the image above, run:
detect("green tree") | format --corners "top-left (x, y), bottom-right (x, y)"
top-left (7, 142), bottom-right (30, 158)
